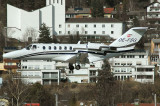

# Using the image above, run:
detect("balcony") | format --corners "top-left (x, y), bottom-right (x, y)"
top-left (3, 59), bottom-right (20, 63)
top-left (4, 65), bottom-right (18, 69)
top-left (150, 6), bottom-right (160, 9)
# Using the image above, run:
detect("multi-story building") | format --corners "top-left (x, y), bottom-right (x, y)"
top-left (66, 7), bottom-right (114, 18)
top-left (7, 0), bottom-right (123, 41)
top-left (18, 60), bottom-right (61, 85)
top-left (109, 50), bottom-right (155, 83)
top-left (65, 61), bottom-right (103, 83)
top-left (146, 1), bottom-right (160, 42)
top-left (65, 18), bottom-right (122, 39)
top-left (150, 39), bottom-right (160, 65)
top-left (17, 59), bottom-right (103, 84)
top-left (3, 47), bottom-right (20, 74)
top-left (66, 8), bottom-right (91, 18)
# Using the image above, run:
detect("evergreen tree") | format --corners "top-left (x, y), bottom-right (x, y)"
top-left (91, 0), bottom-right (104, 18)
top-left (96, 59), bottom-right (116, 105)
top-left (38, 23), bottom-right (53, 43)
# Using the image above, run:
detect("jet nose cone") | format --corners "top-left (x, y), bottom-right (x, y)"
top-left (3, 53), bottom-right (11, 59)
top-left (3, 52), bottom-right (17, 59)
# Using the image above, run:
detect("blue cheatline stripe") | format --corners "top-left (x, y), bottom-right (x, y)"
top-left (16, 51), bottom-right (78, 59)
top-left (15, 49), bottom-right (134, 59)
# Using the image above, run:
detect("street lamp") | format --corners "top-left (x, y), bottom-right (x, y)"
top-left (152, 93), bottom-right (157, 106)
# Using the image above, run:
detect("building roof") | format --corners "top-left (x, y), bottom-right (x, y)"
top-left (152, 39), bottom-right (160, 43)
top-left (145, 1), bottom-right (160, 8)
top-left (66, 18), bottom-right (121, 23)
top-left (66, 8), bottom-right (114, 14)
top-left (104, 8), bottom-right (114, 14)
top-left (66, 8), bottom-right (91, 14)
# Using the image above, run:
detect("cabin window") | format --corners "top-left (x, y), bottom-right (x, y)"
top-left (59, 46), bottom-right (62, 50)
top-left (33, 45), bottom-right (37, 49)
top-left (70, 46), bottom-right (72, 50)
top-left (43, 46), bottom-right (46, 50)
top-left (49, 46), bottom-right (51, 50)
top-left (54, 46), bottom-right (57, 50)
top-left (26, 45), bottom-right (32, 50)
top-left (64, 46), bottom-right (67, 50)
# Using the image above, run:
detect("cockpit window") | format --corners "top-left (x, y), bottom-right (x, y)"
top-left (26, 45), bottom-right (32, 50)
top-left (33, 45), bottom-right (37, 49)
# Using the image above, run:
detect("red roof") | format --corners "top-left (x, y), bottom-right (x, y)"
top-left (104, 8), bottom-right (114, 14)
top-left (117, 103), bottom-right (160, 106)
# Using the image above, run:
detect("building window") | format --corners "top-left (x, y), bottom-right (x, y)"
top-left (155, 43), bottom-right (159, 48)
top-left (59, 31), bottom-right (62, 34)
top-left (85, 31), bottom-right (88, 34)
top-left (76, 24), bottom-right (79, 27)
top-left (102, 24), bottom-right (105, 28)
top-left (121, 63), bottom-right (126, 66)
top-left (68, 24), bottom-right (70, 28)
top-left (61, 0), bottom-right (63, 5)
top-left (43, 46), bottom-right (46, 50)
top-left (94, 24), bottom-right (96, 28)
top-left (127, 63), bottom-right (132, 66)
top-left (54, 46), bottom-right (57, 50)
top-left (70, 46), bottom-right (72, 50)
top-left (59, 46), bottom-right (62, 50)
top-left (111, 24), bottom-right (114, 27)
top-left (102, 31), bottom-right (105, 34)
top-left (115, 63), bottom-right (120, 65)
top-left (127, 55), bottom-right (135, 58)
top-left (111, 31), bottom-right (114, 34)
top-left (94, 31), bottom-right (96, 34)
top-left (139, 55), bottom-right (144, 58)
top-left (68, 31), bottom-right (70, 34)
top-left (59, 24), bottom-right (62, 28)
top-left (90, 70), bottom-right (96, 76)
top-left (64, 46), bottom-right (67, 50)
top-left (77, 31), bottom-right (79, 35)
top-left (57, 0), bottom-right (59, 3)
top-left (49, 46), bottom-right (51, 50)
top-left (121, 55), bottom-right (126, 58)
top-left (85, 24), bottom-right (88, 27)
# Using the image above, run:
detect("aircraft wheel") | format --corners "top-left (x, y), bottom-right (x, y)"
top-left (76, 65), bottom-right (81, 70)
top-left (69, 63), bottom-right (74, 70)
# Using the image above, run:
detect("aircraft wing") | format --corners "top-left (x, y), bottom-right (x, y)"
top-left (52, 54), bottom-right (77, 62)
top-left (88, 53), bottom-right (123, 62)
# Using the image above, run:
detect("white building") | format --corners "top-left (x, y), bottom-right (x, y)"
top-left (109, 50), bottom-right (155, 83)
top-left (18, 60), bottom-right (61, 85)
top-left (66, 61), bottom-right (103, 83)
top-left (150, 0), bottom-right (160, 3)
top-left (66, 18), bottom-right (122, 39)
top-left (18, 59), bottom-right (103, 84)
top-left (7, 0), bottom-right (65, 41)
top-left (7, 0), bottom-right (123, 41)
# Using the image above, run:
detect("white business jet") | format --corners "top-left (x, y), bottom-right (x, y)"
top-left (3, 27), bottom-right (148, 69)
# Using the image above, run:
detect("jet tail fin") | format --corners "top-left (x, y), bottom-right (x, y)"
top-left (109, 27), bottom-right (148, 48)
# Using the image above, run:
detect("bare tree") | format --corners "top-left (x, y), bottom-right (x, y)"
top-left (3, 74), bottom-right (29, 106)
top-left (23, 27), bottom-right (38, 42)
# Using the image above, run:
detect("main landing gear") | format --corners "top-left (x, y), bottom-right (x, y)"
top-left (69, 53), bottom-right (81, 70)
